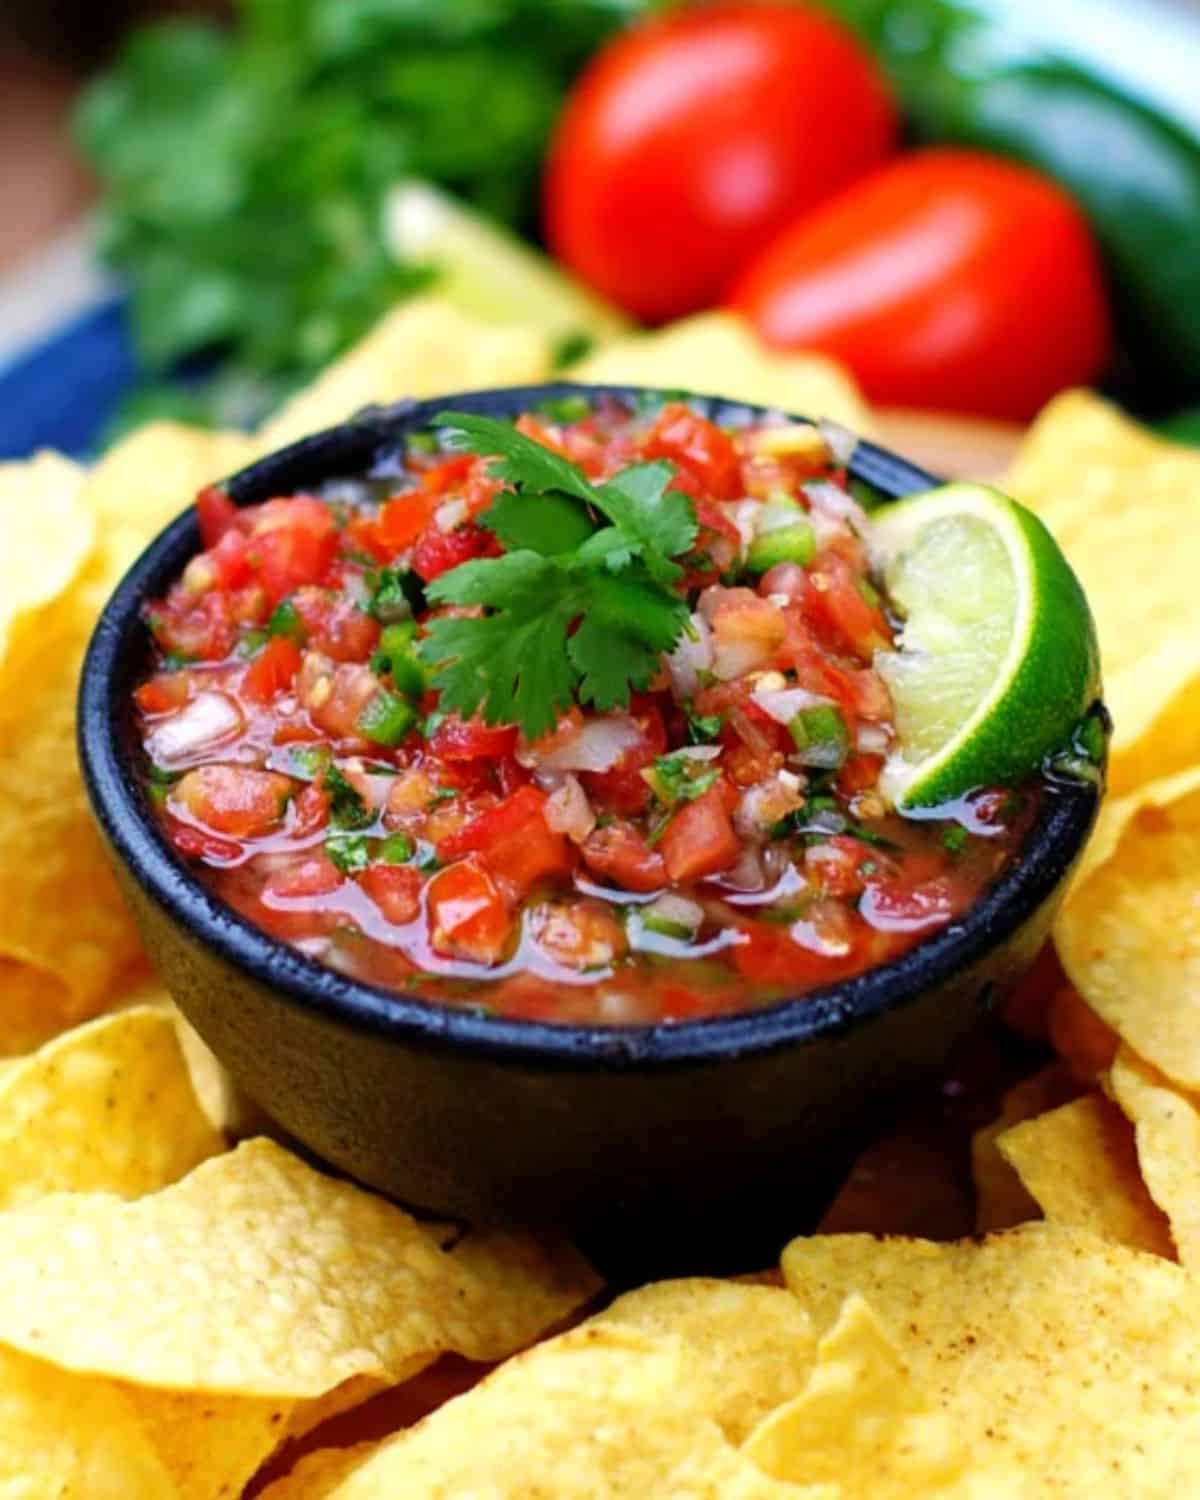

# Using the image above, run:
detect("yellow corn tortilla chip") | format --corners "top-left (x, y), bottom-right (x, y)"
top-left (1006, 391), bottom-right (1200, 795)
top-left (570, 311), bottom-right (872, 432)
top-left (818, 1120), bottom-right (973, 1240)
top-left (258, 1442), bottom-right (378, 1500)
top-left (0, 1345), bottom-right (178, 1498)
top-left (995, 1093), bottom-right (1173, 1256)
top-left (121, 1385), bottom-right (292, 1500)
top-left (593, 1279), bottom-right (815, 1442)
top-left (0, 1004), bottom-right (223, 1209)
top-left (1055, 764), bottom-right (1200, 1092)
top-left (0, 451), bottom-right (91, 668)
top-left (743, 1295), bottom-right (972, 1498)
top-left (1047, 983), bottom-right (1119, 1084)
top-left (258, 296), bottom-right (553, 452)
top-left (259, 1323), bottom-right (815, 1500)
top-left (971, 1063), bottom-right (1082, 1232)
top-left (782, 1222), bottom-right (1200, 1494)
top-left (0, 424), bottom-right (254, 1034)
top-left (0, 1136), bottom-right (597, 1398)
top-left (1110, 1047), bottom-right (1200, 1271)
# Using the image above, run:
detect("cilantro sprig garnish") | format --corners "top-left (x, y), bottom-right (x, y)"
top-left (415, 411), bottom-right (699, 739)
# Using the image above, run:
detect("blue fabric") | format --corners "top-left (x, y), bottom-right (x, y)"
top-left (0, 296), bottom-right (140, 460)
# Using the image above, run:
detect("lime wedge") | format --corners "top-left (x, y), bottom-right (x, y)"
top-left (383, 180), bottom-right (632, 351)
top-left (871, 483), bottom-right (1101, 809)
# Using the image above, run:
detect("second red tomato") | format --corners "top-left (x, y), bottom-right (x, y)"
top-left (544, 2), bottom-right (896, 322)
top-left (727, 149), bottom-right (1112, 420)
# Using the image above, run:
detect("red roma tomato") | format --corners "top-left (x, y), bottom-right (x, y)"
top-left (544, 2), bottom-right (895, 321)
top-left (429, 716), bottom-right (519, 762)
top-left (242, 637), bottom-right (301, 704)
top-left (728, 149), bottom-right (1111, 421)
top-left (659, 785), bottom-right (739, 884)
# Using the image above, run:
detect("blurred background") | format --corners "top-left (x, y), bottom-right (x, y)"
top-left (2, 0), bottom-right (1199, 459)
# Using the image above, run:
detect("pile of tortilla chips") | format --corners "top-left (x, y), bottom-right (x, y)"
top-left (3, 295), bottom-right (1200, 1494)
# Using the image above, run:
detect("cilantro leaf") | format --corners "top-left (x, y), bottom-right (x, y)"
top-left (419, 409), bottom-right (700, 738)
top-left (323, 766), bottom-right (372, 831)
top-left (435, 411), bottom-right (598, 505)
top-left (435, 410), bottom-right (697, 583)
top-left (594, 463), bottom-right (697, 586)
top-left (482, 490), bottom-right (594, 556)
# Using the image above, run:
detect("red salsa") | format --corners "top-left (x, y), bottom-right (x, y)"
top-left (135, 397), bottom-right (1036, 1024)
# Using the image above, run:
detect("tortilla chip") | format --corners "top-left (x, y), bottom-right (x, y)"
top-left (121, 1385), bottom-right (292, 1499)
top-left (743, 1295), bottom-right (970, 1497)
top-left (0, 1345), bottom-right (177, 1497)
top-left (1109, 1047), bottom-right (1200, 1270)
top-left (570, 312), bottom-right (872, 432)
top-left (782, 1222), bottom-right (1200, 1494)
top-left (0, 1005), bottom-right (223, 1209)
top-left (1047, 984), bottom-right (1119, 1084)
top-left (0, 1137), bottom-right (597, 1398)
top-left (259, 296), bottom-right (553, 452)
top-left (1055, 764), bottom-right (1200, 1091)
top-left (0, 452), bottom-right (91, 668)
top-left (995, 1094), bottom-right (1173, 1256)
top-left (0, 425), bottom-right (252, 1032)
top-left (258, 1323), bottom-right (809, 1500)
top-left (818, 1120), bottom-right (973, 1241)
top-left (971, 1064), bottom-right (1083, 1233)
top-left (257, 1443), bottom-right (377, 1500)
top-left (1006, 391), bottom-right (1200, 795)
top-left (593, 1280), bottom-right (815, 1442)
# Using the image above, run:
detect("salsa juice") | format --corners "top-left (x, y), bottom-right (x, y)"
top-left (135, 397), bottom-right (1035, 1024)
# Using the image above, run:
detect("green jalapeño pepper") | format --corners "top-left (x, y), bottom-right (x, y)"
top-left (822, 0), bottom-right (1200, 407)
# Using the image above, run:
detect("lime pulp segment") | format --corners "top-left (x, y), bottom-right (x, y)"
top-left (870, 483), bottom-right (1101, 809)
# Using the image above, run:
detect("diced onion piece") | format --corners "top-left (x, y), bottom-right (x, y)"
top-left (539, 714), bottom-right (642, 773)
top-left (728, 500), bottom-right (761, 554)
top-left (665, 612), bottom-right (713, 700)
top-left (435, 497), bottom-right (468, 531)
top-left (805, 478), bottom-right (871, 537)
top-left (818, 419), bottom-right (858, 467)
top-left (544, 775), bottom-right (595, 844)
top-left (751, 685), bottom-right (833, 726)
top-left (856, 723), bottom-right (891, 755)
top-left (145, 690), bottom-right (244, 764)
top-left (735, 773), bottom-right (805, 838)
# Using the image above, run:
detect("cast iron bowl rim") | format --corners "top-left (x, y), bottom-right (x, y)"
top-left (78, 382), bottom-right (1100, 1073)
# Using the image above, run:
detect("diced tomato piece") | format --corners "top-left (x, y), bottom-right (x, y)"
top-left (289, 781), bottom-right (330, 837)
top-left (205, 528), bottom-right (252, 589)
top-left (804, 835), bottom-right (878, 899)
top-left (411, 521), bottom-right (499, 582)
top-left (248, 522), bottom-right (338, 605)
top-left (358, 863), bottom-right (423, 925)
top-left (837, 754), bottom-right (884, 796)
top-left (802, 555), bottom-right (891, 663)
top-left (429, 715), bottom-right (518, 762)
top-left (861, 873), bottom-right (966, 933)
top-left (581, 700), bottom-right (667, 816)
top-left (171, 765), bottom-right (293, 838)
top-left (426, 858), bottom-right (513, 964)
top-left (643, 403), bottom-right (742, 500)
top-left (659, 785), bottom-right (739, 883)
top-left (135, 673), bottom-right (191, 715)
top-left (378, 491), bottom-right (439, 553)
top-left (169, 823), bottom-right (243, 864)
top-left (732, 922), bottom-right (853, 986)
top-left (273, 722), bottom-right (323, 746)
top-left (420, 455), bottom-right (477, 497)
top-left (150, 588), bottom-right (237, 662)
top-left (438, 785), bottom-right (572, 898)
top-left (344, 514), bottom-right (391, 563)
top-left (291, 588), bottom-right (380, 662)
top-left (308, 663), bottom-right (381, 739)
top-left (195, 486), bottom-right (240, 548)
top-left (496, 755), bottom-right (532, 795)
top-left (242, 637), bottom-right (302, 703)
top-left (580, 820), bottom-right (666, 893)
top-left (264, 852), bottom-right (342, 901)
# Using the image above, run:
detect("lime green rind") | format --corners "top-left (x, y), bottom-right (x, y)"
top-left (872, 483), bottom-right (1102, 810)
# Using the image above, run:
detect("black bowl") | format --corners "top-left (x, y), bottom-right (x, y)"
top-left (78, 384), bottom-right (1102, 1276)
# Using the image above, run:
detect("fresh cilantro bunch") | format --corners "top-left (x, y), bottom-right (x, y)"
top-left (416, 412), bottom-right (699, 738)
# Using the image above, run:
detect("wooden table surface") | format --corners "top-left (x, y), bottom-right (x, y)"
top-left (874, 408), bottom-right (1025, 483)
